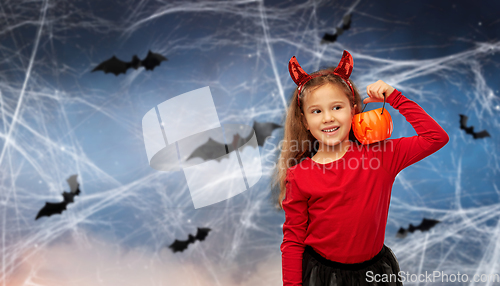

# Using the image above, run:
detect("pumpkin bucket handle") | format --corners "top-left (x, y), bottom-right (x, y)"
top-left (361, 93), bottom-right (387, 114)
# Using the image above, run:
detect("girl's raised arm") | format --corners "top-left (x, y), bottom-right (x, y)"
top-left (367, 81), bottom-right (449, 176)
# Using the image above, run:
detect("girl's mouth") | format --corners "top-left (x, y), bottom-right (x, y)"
top-left (322, 126), bottom-right (339, 135)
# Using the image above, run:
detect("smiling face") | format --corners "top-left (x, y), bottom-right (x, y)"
top-left (301, 83), bottom-right (356, 153)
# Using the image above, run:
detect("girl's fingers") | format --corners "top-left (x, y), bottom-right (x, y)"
top-left (376, 85), bottom-right (383, 98)
top-left (366, 84), bottom-right (373, 98)
top-left (365, 80), bottom-right (394, 106)
top-left (367, 84), bottom-right (377, 98)
top-left (368, 84), bottom-right (383, 101)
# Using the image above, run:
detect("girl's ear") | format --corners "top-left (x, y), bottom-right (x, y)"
top-left (351, 104), bottom-right (358, 116)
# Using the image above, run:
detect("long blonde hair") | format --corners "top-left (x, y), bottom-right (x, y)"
top-left (271, 71), bottom-right (362, 210)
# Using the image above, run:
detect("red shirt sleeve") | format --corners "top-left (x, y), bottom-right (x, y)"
top-left (281, 168), bottom-right (309, 286)
top-left (383, 89), bottom-right (449, 176)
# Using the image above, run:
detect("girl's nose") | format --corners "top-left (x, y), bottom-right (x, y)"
top-left (323, 112), bottom-right (335, 123)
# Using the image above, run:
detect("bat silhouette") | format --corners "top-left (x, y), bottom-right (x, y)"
top-left (396, 218), bottom-right (440, 238)
top-left (459, 114), bottom-right (490, 139)
top-left (228, 121), bottom-right (282, 149)
top-left (35, 175), bottom-right (81, 220)
top-left (186, 121), bottom-right (282, 162)
top-left (321, 13), bottom-right (352, 44)
top-left (92, 50), bottom-right (168, 76)
top-left (168, 227), bottom-right (211, 253)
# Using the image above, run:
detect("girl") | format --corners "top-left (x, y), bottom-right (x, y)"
top-left (272, 51), bottom-right (449, 286)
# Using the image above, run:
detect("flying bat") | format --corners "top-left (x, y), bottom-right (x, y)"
top-left (229, 121), bottom-right (282, 150)
top-left (459, 114), bottom-right (490, 139)
top-left (35, 175), bottom-right (81, 220)
top-left (186, 137), bottom-right (229, 162)
top-left (252, 121), bottom-right (282, 146)
top-left (92, 50), bottom-right (168, 76)
top-left (321, 13), bottom-right (352, 44)
top-left (186, 121), bottom-right (282, 162)
top-left (396, 218), bottom-right (440, 238)
top-left (168, 227), bottom-right (211, 253)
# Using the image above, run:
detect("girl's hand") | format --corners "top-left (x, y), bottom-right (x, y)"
top-left (363, 80), bottom-right (395, 104)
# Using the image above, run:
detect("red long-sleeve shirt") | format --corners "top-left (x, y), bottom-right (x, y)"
top-left (281, 89), bottom-right (449, 285)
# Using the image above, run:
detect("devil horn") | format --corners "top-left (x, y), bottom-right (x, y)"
top-left (333, 50), bottom-right (354, 80)
top-left (288, 56), bottom-right (312, 88)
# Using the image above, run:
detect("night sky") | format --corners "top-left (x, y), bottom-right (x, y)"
top-left (1, 0), bottom-right (500, 285)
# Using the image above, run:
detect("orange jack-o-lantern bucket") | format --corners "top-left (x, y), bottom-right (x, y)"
top-left (352, 95), bottom-right (393, 145)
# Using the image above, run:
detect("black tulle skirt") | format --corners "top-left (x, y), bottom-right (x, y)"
top-left (302, 245), bottom-right (403, 286)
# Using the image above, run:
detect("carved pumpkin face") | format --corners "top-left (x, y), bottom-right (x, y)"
top-left (352, 107), bottom-right (393, 145)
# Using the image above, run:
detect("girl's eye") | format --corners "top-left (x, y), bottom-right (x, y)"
top-left (312, 106), bottom-right (341, 113)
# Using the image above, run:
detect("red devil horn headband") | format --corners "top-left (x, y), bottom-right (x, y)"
top-left (289, 50), bottom-right (355, 108)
